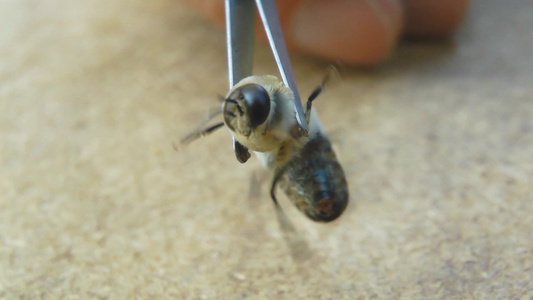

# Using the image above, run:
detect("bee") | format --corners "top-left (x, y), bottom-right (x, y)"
top-left (182, 73), bottom-right (348, 222)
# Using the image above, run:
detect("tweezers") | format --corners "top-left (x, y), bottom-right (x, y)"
top-left (225, 0), bottom-right (308, 133)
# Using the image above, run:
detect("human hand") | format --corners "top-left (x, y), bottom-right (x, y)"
top-left (185, 0), bottom-right (469, 65)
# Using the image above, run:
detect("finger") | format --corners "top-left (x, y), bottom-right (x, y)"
top-left (183, 0), bottom-right (403, 66)
top-left (288, 0), bottom-right (404, 65)
top-left (402, 0), bottom-right (470, 37)
top-left (185, 0), bottom-right (225, 26)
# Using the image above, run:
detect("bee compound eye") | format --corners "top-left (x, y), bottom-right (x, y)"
top-left (239, 84), bottom-right (271, 128)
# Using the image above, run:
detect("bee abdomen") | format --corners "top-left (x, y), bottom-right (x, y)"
top-left (280, 134), bottom-right (349, 222)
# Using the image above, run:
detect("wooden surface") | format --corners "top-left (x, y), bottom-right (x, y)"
top-left (1, 0), bottom-right (532, 298)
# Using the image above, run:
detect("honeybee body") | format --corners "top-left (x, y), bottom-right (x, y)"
top-left (277, 132), bottom-right (348, 222)
top-left (223, 75), bottom-right (348, 222)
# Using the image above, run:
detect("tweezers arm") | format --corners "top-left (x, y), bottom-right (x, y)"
top-left (225, 0), bottom-right (255, 88)
top-left (226, 0), bottom-right (256, 163)
top-left (255, 0), bottom-right (308, 133)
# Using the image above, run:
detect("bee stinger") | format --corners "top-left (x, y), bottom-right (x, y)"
top-left (183, 74), bottom-right (349, 222)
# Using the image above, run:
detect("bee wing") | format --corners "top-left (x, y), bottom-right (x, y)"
top-left (274, 202), bottom-right (312, 262)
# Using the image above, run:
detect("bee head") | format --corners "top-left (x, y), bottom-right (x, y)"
top-left (223, 83), bottom-right (271, 135)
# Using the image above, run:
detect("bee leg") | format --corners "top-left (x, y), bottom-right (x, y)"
top-left (248, 171), bottom-right (260, 202)
top-left (233, 138), bottom-right (251, 164)
top-left (270, 166), bottom-right (312, 262)
top-left (180, 122), bottom-right (224, 145)
top-left (305, 67), bottom-right (335, 124)
top-left (305, 87), bottom-right (321, 124)
top-left (248, 170), bottom-right (266, 203)
top-left (270, 166), bottom-right (292, 227)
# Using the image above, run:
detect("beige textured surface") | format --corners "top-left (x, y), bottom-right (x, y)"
top-left (1, 0), bottom-right (533, 299)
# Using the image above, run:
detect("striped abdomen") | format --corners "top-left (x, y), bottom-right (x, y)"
top-left (279, 133), bottom-right (349, 222)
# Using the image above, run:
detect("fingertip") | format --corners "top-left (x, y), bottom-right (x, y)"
top-left (185, 0), bottom-right (225, 27)
top-left (403, 0), bottom-right (470, 37)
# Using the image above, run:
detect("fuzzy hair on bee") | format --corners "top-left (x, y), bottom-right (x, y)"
top-left (182, 73), bottom-right (349, 222)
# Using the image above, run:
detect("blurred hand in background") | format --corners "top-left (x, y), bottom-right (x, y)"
top-left (185, 0), bottom-right (469, 65)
